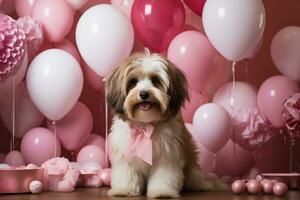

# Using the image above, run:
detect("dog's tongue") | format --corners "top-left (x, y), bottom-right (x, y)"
top-left (138, 102), bottom-right (151, 111)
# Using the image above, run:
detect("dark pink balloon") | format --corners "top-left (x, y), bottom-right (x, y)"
top-left (183, 0), bottom-right (206, 16)
top-left (257, 75), bottom-right (299, 128)
top-left (131, 0), bottom-right (185, 52)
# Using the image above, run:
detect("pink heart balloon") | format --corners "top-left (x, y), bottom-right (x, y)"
top-left (0, 82), bottom-right (45, 139)
top-left (47, 102), bottom-right (92, 151)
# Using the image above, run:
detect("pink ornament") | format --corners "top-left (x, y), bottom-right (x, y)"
top-left (77, 145), bottom-right (106, 168)
top-left (246, 179), bottom-right (262, 194)
top-left (273, 182), bottom-right (288, 197)
top-left (4, 151), bottom-right (25, 167)
top-left (100, 168), bottom-right (111, 186)
top-left (0, 14), bottom-right (26, 81)
top-left (231, 180), bottom-right (246, 194)
top-left (47, 102), bottom-right (92, 152)
top-left (261, 179), bottom-right (274, 194)
top-left (282, 93), bottom-right (300, 138)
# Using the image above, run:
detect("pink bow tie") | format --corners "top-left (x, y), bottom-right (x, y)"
top-left (124, 123), bottom-right (155, 165)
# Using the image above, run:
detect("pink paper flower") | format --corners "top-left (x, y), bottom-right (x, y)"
top-left (0, 14), bottom-right (26, 81)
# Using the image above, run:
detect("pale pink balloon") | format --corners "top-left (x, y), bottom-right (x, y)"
top-left (100, 168), bottom-right (111, 186)
top-left (47, 102), bottom-right (92, 151)
top-left (193, 103), bottom-right (232, 152)
top-left (257, 75), bottom-right (299, 128)
top-left (54, 39), bottom-right (81, 63)
top-left (15, 0), bottom-right (37, 17)
top-left (0, 83), bottom-right (45, 138)
top-left (0, 153), bottom-right (5, 163)
top-left (77, 145), bottom-right (106, 168)
top-left (5, 151), bottom-right (25, 167)
top-left (82, 134), bottom-right (105, 150)
top-left (182, 90), bottom-right (208, 123)
top-left (168, 31), bottom-right (216, 92)
top-left (64, 0), bottom-right (88, 10)
top-left (21, 127), bottom-right (61, 166)
top-left (216, 140), bottom-right (254, 177)
top-left (83, 63), bottom-right (105, 91)
top-left (32, 0), bottom-right (74, 42)
top-left (185, 123), bottom-right (214, 173)
top-left (111, 0), bottom-right (134, 19)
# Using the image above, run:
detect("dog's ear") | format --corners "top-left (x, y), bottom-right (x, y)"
top-left (166, 60), bottom-right (189, 116)
top-left (106, 67), bottom-right (125, 113)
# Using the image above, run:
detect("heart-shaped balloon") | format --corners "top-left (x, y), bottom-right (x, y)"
top-left (47, 102), bottom-right (92, 151)
top-left (131, 0), bottom-right (185, 52)
top-left (0, 82), bottom-right (45, 138)
top-left (183, 0), bottom-right (206, 16)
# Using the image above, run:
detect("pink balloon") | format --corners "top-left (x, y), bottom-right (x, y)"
top-left (82, 134), bottom-right (105, 150)
top-left (83, 63), bottom-right (105, 91)
top-left (271, 26), bottom-right (300, 82)
top-left (47, 102), bottom-right (92, 151)
top-left (0, 82), bottom-right (45, 139)
top-left (168, 31), bottom-right (215, 92)
top-left (77, 145), bottom-right (106, 168)
top-left (100, 168), bottom-right (111, 186)
top-left (193, 103), bottom-right (232, 152)
top-left (111, 0), bottom-right (134, 19)
top-left (54, 39), bottom-right (81, 63)
top-left (32, 0), bottom-right (74, 42)
top-left (64, 0), bottom-right (88, 10)
top-left (216, 140), bottom-right (254, 177)
top-left (15, 0), bottom-right (37, 17)
top-left (257, 75), bottom-right (299, 128)
top-left (181, 90), bottom-right (208, 123)
top-left (21, 127), bottom-right (61, 165)
top-left (5, 151), bottom-right (25, 167)
top-left (0, 0), bottom-right (15, 14)
top-left (185, 123), bottom-right (214, 173)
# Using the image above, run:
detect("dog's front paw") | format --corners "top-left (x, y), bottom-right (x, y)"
top-left (147, 187), bottom-right (180, 199)
top-left (107, 188), bottom-right (141, 197)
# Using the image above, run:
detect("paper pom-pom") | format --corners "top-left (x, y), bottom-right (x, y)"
top-left (0, 14), bottom-right (26, 81)
top-left (282, 93), bottom-right (300, 138)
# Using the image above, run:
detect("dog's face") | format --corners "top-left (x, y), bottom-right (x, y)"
top-left (106, 52), bottom-right (188, 123)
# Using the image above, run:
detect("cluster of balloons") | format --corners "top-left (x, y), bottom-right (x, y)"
top-left (0, 0), bottom-right (299, 179)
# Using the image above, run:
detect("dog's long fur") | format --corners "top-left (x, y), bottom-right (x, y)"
top-left (106, 50), bottom-right (227, 198)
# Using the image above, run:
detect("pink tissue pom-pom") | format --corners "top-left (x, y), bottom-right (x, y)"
top-left (41, 157), bottom-right (71, 175)
top-left (17, 16), bottom-right (43, 58)
top-left (0, 14), bottom-right (26, 81)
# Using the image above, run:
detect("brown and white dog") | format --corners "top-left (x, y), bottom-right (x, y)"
top-left (106, 50), bottom-right (227, 198)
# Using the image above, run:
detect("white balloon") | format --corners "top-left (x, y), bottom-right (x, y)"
top-left (271, 26), bottom-right (300, 82)
top-left (0, 82), bottom-right (45, 138)
top-left (64, 0), bottom-right (88, 10)
top-left (203, 0), bottom-right (265, 61)
top-left (26, 49), bottom-right (83, 121)
top-left (76, 5), bottom-right (134, 77)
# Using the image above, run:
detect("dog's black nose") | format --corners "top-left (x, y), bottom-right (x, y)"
top-left (139, 91), bottom-right (149, 100)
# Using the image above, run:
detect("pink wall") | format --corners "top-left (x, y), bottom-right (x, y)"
top-left (0, 0), bottom-right (300, 159)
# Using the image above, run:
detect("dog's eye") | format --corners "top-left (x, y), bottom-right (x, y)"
top-left (151, 76), bottom-right (160, 85)
top-left (128, 78), bottom-right (138, 87)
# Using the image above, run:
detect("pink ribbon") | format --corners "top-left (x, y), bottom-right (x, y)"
top-left (124, 124), bottom-right (155, 165)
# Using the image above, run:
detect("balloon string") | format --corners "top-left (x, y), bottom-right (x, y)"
top-left (231, 61), bottom-right (237, 177)
top-left (52, 121), bottom-right (57, 157)
top-left (244, 60), bottom-right (249, 82)
top-left (103, 78), bottom-right (108, 168)
top-left (12, 76), bottom-right (16, 151)
top-left (213, 153), bottom-right (217, 174)
top-left (289, 131), bottom-right (295, 173)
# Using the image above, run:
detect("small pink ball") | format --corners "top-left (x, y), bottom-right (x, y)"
top-left (261, 179), bottom-right (274, 194)
top-left (99, 168), bottom-right (111, 186)
top-left (232, 180), bottom-right (246, 194)
top-left (247, 179), bottom-right (262, 194)
top-left (273, 182), bottom-right (288, 197)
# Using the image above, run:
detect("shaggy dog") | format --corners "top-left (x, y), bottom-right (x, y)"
top-left (106, 50), bottom-right (227, 198)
